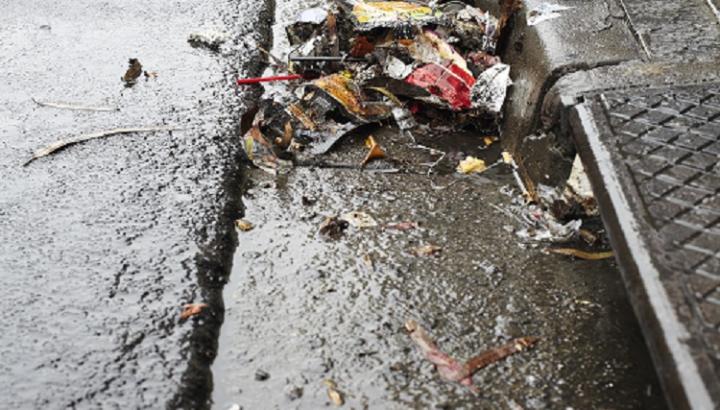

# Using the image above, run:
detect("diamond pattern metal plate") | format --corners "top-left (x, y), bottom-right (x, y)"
top-left (600, 85), bottom-right (720, 363)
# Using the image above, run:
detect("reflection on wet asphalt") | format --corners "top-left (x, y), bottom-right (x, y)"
top-left (212, 165), bottom-right (666, 409)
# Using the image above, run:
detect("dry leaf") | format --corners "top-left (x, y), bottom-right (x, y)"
top-left (548, 248), bottom-right (614, 260)
top-left (180, 303), bottom-right (208, 320)
top-left (279, 121), bottom-right (294, 148)
top-left (235, 219), bottom-right (254, 232)
top-left (362, 135), bottom-right (386, 166)
top-left (324, 380), bottom-right (344, 406)
top-left (411, 244), bottom-right (442, 257)
top-left (405, 319), bottom-right (538, 390)
top-left (457, 156), bottom-right (486, 174)
top-left (122, 58), bottom-right (142, 85)
top-left (288, 103), bottom-right (317, 130)
top-left (483, 136), bottom-right (498, 146)
top-left (342, 211), bottom-right (377, 228)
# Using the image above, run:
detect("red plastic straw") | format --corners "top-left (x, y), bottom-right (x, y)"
top-left (236, 74), bottom-right (303, 85)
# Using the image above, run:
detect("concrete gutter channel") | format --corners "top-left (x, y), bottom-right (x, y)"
top-left (502, 0), bottom-right (720, 408)
top-left (210, 1), bottom-right (683, 409)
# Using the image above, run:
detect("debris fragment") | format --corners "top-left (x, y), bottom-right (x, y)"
top-left (255, 369), bottom-right (270, 381)
top-left (143, 71), bottom-right (159, 79)
top-left (324, 380), bottom-right (344, 406)
top-left (548, 248), bottom-right (614, 261)
top-left (405, 319), bottom-right (538, 390)
top-left (233, 0), bottom-right (519, 165)
top-left (341, 211), bottom-right (377, 228)
top-left (361, 135), bottom-right (386, 166)
top-left (361, 253), bottom-right (374, 271)
top-left (405, 62), bottom-right (476, 110)
top-left (188, 30), bottom-right (229, 50)
top-left (352, 1), bottom-right (437, 29)
top-left (563, 155), bottom-right (597, 216)
top-left (457, 156), bottom-right (487, 174)
top-left (235, 219), bottom-right (254, 232)
top-left (284, 385), bottom-right (304, 400)
top-left (410, 244), bottom-right (442, 257)
top-left (180, 303), bottom-right (208, 320)
top-left (471, 63), bottom-right (511, 113)
top-left (527, 3), bottom-right (573, 26)
top-left (122, 58), bottom-right (142, 86)
top-left (237, 74), bottom-right (305, 85)
top-left (31, 98), bottom-right (119, 112)
top-left (385, 221), bottom-right (419, 231)
top-left (24, 126), bottom-right (178, 166)
top-left (319, 216), bottom-right (349, 239)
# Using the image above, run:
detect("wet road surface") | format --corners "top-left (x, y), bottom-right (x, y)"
top-left (0, 0), bottom-right (271, 407)
top-left (1, 0), bottom-right (666, 408)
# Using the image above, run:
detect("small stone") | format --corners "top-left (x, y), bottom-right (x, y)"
top-left (254, 369), bottom-right (270, 381)
top-left (284, 385), bottom-right (304, 400)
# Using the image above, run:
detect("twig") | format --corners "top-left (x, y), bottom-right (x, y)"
top-left (24, 126), bottom-right (178, 166)
top-left (32, 97), bottom-right (119, 112)
top-left (547, 248), bottom-right (614, 260)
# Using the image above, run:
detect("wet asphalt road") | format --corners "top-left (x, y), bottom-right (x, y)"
top-left (0, 0), bottom-right (271, 408)
top-left (1, 0), bottom-right (666, 409)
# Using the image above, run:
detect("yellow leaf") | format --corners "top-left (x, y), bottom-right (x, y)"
top-left (235, 219), bottom-right (254, 232)
top-left (501, 151), bottom-right (513, 164)
top-left (456, 156), bottom-right (486, 174)
top-left (324, 380), bottom-right (344, 406)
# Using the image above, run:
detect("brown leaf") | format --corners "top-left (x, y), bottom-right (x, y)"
top-left (180, 303), bottom-right (208, 320)
top-left (548, 248), bottom-right (614, 260)
top-left (410, 244), bottom-right (442, 257)
top-left (122, 58), bottom-right (142, 85)
top-left (319, 216), bottom-right (349, 239)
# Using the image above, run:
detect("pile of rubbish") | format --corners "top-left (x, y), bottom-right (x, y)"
top-left (240, 0), bottom-right (521, 173)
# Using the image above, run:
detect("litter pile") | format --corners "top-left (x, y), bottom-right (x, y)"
top-left (240, 0), bottom-right (520, 173)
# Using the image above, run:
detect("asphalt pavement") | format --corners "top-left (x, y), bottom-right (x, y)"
top-left (0, 0), bottom-right (271, 407)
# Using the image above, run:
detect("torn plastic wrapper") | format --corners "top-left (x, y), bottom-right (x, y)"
top-left (310, 73), bottom-right (392, 122)
top-left (406, 30), bottom-right (471, 76)
top-left (405, 62), bottom-right (476, 110)
top-left (352, 1), bottom-right (440, 29)
top-left (383, 55), bottom-right (413, 79)
top-left (287, 11), bottom-right (327, 46)
top-left (471, 63), bottom-right (511, 114)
